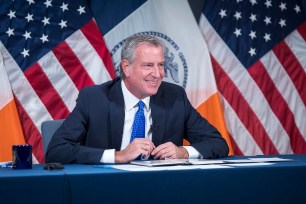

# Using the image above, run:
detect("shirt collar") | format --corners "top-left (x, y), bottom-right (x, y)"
top-left (121, 80), bottom-right (150, 111)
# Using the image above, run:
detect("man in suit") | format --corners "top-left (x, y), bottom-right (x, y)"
top-left (46, 34), bottom-right (229, 164)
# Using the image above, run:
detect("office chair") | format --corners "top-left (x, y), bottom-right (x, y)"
top-left (41, 119), bottom-right (65, 156)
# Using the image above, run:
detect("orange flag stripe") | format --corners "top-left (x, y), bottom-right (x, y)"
top-left (196, 93), bottom-right (234, 156)
top-left (0, 99), bottom-right (25, 162)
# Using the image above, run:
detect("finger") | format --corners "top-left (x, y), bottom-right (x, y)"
top-left (151, 143), bottom-right (168, 155)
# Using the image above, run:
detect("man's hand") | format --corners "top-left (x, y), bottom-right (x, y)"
top-left (115, 138), bottom-right (155, 163)
top-left (151, 142), bottom-right (189, 160)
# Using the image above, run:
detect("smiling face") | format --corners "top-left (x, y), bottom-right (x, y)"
top-left (121, 44), bottom-right (165, 99)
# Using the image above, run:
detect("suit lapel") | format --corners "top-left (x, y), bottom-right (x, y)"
top-left (109, 79), bottom-right (125, 151)
top-left (150, 94), bottom-right (166, 146)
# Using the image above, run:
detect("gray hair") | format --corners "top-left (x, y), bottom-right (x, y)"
top-left (120, 34), bottom-right (165, 79)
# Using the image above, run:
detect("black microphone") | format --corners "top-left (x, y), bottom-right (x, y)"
top-left (151, 124), bottom-right (159, 131)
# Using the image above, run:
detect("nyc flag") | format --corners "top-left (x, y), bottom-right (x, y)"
top-left (0, 0), bottom-right (114, 163)
top-left (200, 0), bottom-right (306, 155)
top-left (90, 0), bottom-right (233, 153)
top-left (0, 50), bottom-right (25, 162)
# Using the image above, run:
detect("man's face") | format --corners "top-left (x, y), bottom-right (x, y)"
top-left (122, 44), bottom-right (165, 99)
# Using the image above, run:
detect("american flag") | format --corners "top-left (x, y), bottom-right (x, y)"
top-left (200, 0), bottom-right (306, 155)
top-left (0, 0), bottom-right (115, 163)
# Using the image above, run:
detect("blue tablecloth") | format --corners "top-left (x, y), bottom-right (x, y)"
top-left (1, 154), bottom-right (306, 204)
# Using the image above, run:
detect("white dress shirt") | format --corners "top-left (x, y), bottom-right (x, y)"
top-left (100, 80), bottom-right (201, 163)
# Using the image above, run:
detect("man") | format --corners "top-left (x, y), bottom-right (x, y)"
top-left (46, 34), bottom-right (229, 164)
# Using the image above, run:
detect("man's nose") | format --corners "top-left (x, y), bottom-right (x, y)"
top-left (151, 65), bottom-right (162, 77)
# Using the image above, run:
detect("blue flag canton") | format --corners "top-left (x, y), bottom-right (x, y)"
top-left (0, 0), bottom-right (92, 71)
top-left (203, 0), bottom-right (306, 68)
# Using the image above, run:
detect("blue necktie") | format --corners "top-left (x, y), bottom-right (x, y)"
top-left (130, 101), bottom-right (145, 142)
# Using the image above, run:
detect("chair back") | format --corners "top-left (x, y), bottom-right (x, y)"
top-left (41, 119), bottom-right (64, 155)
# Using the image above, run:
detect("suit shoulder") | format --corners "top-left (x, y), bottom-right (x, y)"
top-left (159, 81), bottom-right (185, 94)
top-left (79, 77), bottom-right (120, 95)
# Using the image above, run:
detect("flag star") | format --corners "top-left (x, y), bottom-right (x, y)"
top-left (7, 10), bottom-right (16, 19)
top-left (234, 11), bottom-right (242, 20)
top-left (279, 19), bottom-right (286, 27)
top-left (40, 34), bottom-right (49, 43)
top-left (27, 0), bottom-right (35, 4)
top-left (21, 49), bottom-right (30, 57)
top-left (219, 9), bottom-right (227, 18)
top-left (250, 0), bottom-right (257, 6)
top-left (59, 20), bottom-right (67, 28)
top-left (77, 6), bottom-right (86, 15)
top-left (237, 0), bottom-right (243, 2)
top-left (60, 3), bottom-right (69, 12)
top-left (44, 0), bottom-right (52, 8)
top-left (265, 0), bottom-right (272, 8)
top-left (233, 28), bottom-right (241, 37)
top-left (249, 13), bottom-right (257, 22)
top-left (6, 28), bottom-right (14, 36)
top-left (249, 30), bottom-right (256, 39)
top-left (294, 5), bottom-right (301, 13)
top-left (264, 16), bottom-right (271, 25)
top-left (25, 13), bottom-right (34, 22)
top-left (42, 17), bottom-right (50, 26)
top-left (263, 33), bottom-right (271, 42)
top-left (248, 47), bottom-right (256, 56)
top-left (279, 2), bottom-right (286, 11)
top-left (23, 31), bottom-right (31, 40)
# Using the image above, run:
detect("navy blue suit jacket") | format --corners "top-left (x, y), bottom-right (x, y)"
top-left (46, 78), bottom-right (229, 164)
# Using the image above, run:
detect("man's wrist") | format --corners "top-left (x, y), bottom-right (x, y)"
top-left (179, 147), bottom-right (189, 159)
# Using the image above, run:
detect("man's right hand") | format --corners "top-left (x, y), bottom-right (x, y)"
top-left (115, 138), bottom-right (155, 163)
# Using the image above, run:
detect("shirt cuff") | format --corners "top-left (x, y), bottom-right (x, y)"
top-left (182, 146), bottom-right (203, 159)
top-left (100, 149), bottom-right (115, 163)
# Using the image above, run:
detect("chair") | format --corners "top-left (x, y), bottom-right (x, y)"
top-left (41, 119), bottom-right (65, 155)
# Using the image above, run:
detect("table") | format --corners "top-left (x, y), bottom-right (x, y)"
top-left (1, 154), bottom-right (306, 204)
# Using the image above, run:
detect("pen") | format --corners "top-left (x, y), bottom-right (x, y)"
top-left (1, 162), bottom-right (12, 168)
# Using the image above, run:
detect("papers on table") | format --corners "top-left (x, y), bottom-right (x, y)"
top-left (130, 157), bottom-right (292, 167)
top-left (94, 157), bottom-right (292, 172)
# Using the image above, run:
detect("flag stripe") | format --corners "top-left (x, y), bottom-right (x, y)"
top-left (66, 29), bottom-right (112, 85)
top-left (81, 20), bottom-right (116, 79)
top-left (221, 94), bottom-right (264, 155)
top-left (0, 99), bottom-right (25, 161)
top-left (297, 22), bottom-right (306, 42)
top-left (2, 43), bottom-right (52, 128)
top-left (272, 41), bottom-right (306, 106)
top-left (260, 52), bottom-right (306, 140)
top-left (38, 51), bottom-right (79, 112)
top-left (248, 60), bottom-right (306, 153)
top-left (52, 42), bottom-right (95, 90)
top-left (24, 63), bottom-right (70, 119)
top-left (14, 97), bottom-right (44, 163)
top-left (285, 30), bottom-right (306, 73)
top-left (211, 55), bottom-right (279, 154)
top-left (228, 133), bottom-right (243, 156)
top-left (196, 92), bottom-right (234, 155)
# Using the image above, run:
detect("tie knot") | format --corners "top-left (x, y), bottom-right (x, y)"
top-left (138, 101), bottom-right (145, 110)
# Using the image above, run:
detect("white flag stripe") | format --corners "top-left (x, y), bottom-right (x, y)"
top-left (1, 43), bottom-right (52, 132)
top-left (221, 94), bottom-right (265, 155)
top-left (0, 48), bottom-right (13, 109)
top-left (66, 30), bottom-right (112, 85)
top-left (38, 51), bottom-right (79, 112)
top-left (200, 14), bottom-right (291, 154)
top-left (284, 30), bottom-right (306, 73)
top-left (260, 51), bottom-right (306, 139)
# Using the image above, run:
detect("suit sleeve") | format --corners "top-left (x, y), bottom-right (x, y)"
top-left (183, 89), bottom-right (229, 158)
top-left (45, 88), bottom-right (104, 164)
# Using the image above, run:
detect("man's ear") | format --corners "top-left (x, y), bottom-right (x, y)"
top-left (121, 59), bottom-right (130, 77)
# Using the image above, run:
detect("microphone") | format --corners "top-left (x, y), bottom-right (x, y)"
top-left (151, 123), bottom-right (159, 131)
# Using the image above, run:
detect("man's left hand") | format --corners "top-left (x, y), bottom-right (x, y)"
top-left (151, 142), bottom-right (189, 160)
